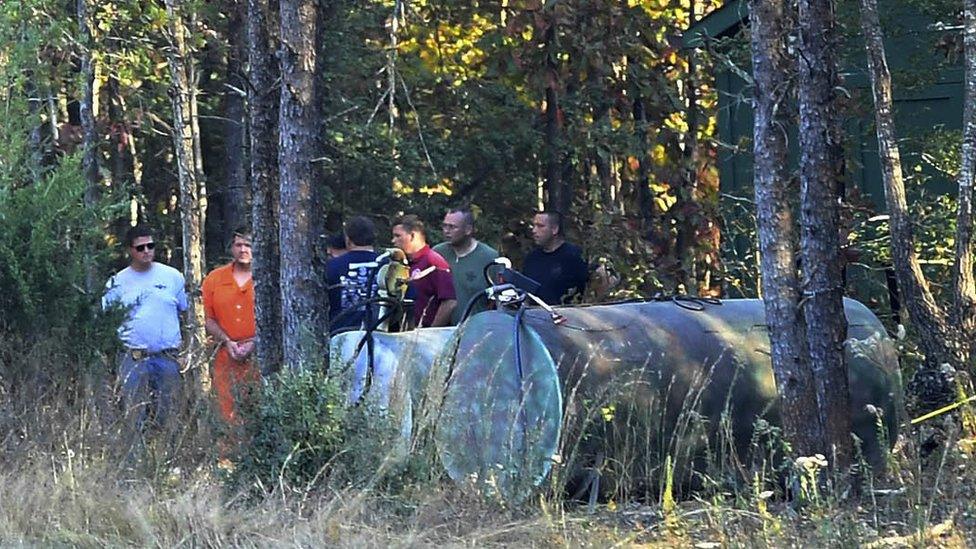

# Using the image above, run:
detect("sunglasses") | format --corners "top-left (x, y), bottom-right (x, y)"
top-left (133, 242), bottom-right (156, 252)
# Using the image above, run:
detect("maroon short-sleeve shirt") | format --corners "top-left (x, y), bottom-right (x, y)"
top-left (408, 245), bottom-right (456, 327)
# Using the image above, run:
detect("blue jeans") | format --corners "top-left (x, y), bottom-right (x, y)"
top-left (119, 351), bottom-right (181, 434)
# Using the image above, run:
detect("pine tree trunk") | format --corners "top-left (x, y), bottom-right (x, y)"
top-left (26, 75), bottom-right (44, 173)
top-left (749, 0), bottom-right (826, 457)
top-left (165, 0), bottom-right (209, 388)
top-left (279, 0), bottom-right (329, 370)
top-left (858, 0), bottom-right (955, 370)
top-left (675, 0), bottom-right (700, 293)
top-left (797, 0), bottom-right (852, 466)
top-left (543, 20), bottom-right (564, 213)
top-left (248, 0), bottom-right (283, 373)
top-left (223, 0), bottom-right (248, 243)
top-left (78, 0), bottom-right (100, 295)
top-left (953, 0), bottom-right (976, 367)
top-left (633, 93), bottom-right (657, 237)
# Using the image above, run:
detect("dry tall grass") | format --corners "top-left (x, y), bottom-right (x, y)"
top-left (2, 341), bottom-right (976, 547)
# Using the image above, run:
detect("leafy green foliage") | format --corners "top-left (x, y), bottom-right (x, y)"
top-left (229, 368), bottom-right (425, 495)
top-left (0, 154), bottom-right (122, 359)
top-left (230, 368), bottom-right (347, 494)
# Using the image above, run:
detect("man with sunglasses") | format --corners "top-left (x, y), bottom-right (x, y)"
top-left (102, 224), bottom-right (187, 443)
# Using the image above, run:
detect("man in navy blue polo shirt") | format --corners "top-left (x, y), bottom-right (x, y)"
top-left (327, 216), bottom-right (380, 331)
top-left (523, 211), bottom-right (588, 305)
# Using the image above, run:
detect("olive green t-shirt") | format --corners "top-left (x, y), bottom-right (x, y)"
top-left (432, 240), bottom-right (499, 324)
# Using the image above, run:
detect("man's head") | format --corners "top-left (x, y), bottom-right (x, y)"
top-left (326, 233), bottom-right (347, 259)
top-left (125, 224), bottom-right (155, 270)
top-left (391, 214), bottom-right (427, 255)
top-left (230, 226), bottom-right (253, 267)
top-left (442, 208), bottom-right (475, 248)
top-left (531, 211), bottom-right (564, 250)
top-left (344, 215), bottom-right (377, 249)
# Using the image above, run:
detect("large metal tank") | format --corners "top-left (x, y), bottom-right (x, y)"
top-left (331, 327), bottom-right (456, 408)
top-left (434, 298), bottom-right (902, 501)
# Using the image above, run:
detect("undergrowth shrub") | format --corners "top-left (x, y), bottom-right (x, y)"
top-left (229, 368), bottom-right (429, 493)
top-left (0, 154), bottom-right (124, 382)
top-left (230, 368), bottom-right (347, 494)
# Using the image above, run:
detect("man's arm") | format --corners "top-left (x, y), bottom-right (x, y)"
top-left (430, 299), bottom-right (457, 327)
top-left (205, 317), bottom-right (249, 360)
top-left (205, 317), bottom-right (230, 343)
top-left (101, 276), bottom-right (117, 311)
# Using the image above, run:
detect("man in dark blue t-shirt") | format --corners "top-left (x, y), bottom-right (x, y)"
top-left (522, 211), bottom-right (588, 305)
top-left (327, 216), bottom-right (379, 330)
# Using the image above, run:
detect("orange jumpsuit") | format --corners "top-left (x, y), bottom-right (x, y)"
top-left (202, 263), bottom-right (259, 424)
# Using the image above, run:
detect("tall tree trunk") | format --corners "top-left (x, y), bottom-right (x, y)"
top-left (279, 0), bottom-right (329, 370)
top-left (749, 0), bottom-right (825, 457)
top-left (633, 93), bottom-right (657, 237)
top-left (105, 74), bottom-right (143, 232)
top-left (675, 0), bottom-right (700, 293)
top-left (78, 0), bottom-right (100, 295)
top-left (543, 21), bottom-right (565, 213)
top-left (797, 0), bottom-right (852, 466)
top-left (858, 0), bottom-right (953, 369)
top-left (953, 0), bottom-right (976, 366)
top-left (248, 0), bottom-right (283, 373)
top-left (26, 75), bottom-right (45, 173)
top-left (165, 0), bottom-right (209, 388)
top-left (223, 0), bottom-right (249, 242)
top-left (106, 77), bottom-right (137, 190)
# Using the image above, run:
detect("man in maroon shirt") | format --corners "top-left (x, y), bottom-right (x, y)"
top-left (391, 215), bottom-right (457, 327)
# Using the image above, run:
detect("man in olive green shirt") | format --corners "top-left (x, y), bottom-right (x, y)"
top-left (433, 208), bottom-right (499, 324)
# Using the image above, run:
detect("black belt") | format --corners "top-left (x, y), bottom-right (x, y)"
top-left (127, 348), bottom-right (179, 361)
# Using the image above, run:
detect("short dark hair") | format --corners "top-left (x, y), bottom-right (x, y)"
top-left (447, 207), bottom-right (475, 228)
top-left (326, 232), bottom-right (347, 250)
top-left (537, 210), bottom-right (564, 236)
top-left (392, 214), bottom-right (426, 238)
top-left (230, 226), bottom-right (252, 247)
top-left (125, 224), bottom-right (153, 247)
top-left (344, 215), bottom-right (376, 246)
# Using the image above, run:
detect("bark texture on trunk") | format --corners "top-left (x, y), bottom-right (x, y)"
top-left (543, 21), bottom-right (565, 213)
top-left (797, 0), bottom-right (852, 465)
top-left (676, 0), bottom-right (700, 293)
top-left (633, 93), bottom-right (657, 237)
top-left (749, 0), bottom-right (826, 457)
top-left (223, 0), bottom-right (249, 242)
top-left (279, 0), bottom-right (329, 370)
top-left (248, 0), bottom-right (283, 373)
top-left (106, 77), bottom-right (138, 190)
top-left (953, 0), bottom-right (976, 363)
top-left (165, 0), bottom-right (209, 387)
top-left (78, 0), bottom-right (100, 294)
top-left (858, 0), bottom-right (955, 368)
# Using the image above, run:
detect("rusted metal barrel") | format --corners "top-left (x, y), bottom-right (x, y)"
top-left (435, 298), bottom-right (901, 501)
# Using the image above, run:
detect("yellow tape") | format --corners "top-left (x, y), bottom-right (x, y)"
top-left (910, 394), bottom-right (976, 425)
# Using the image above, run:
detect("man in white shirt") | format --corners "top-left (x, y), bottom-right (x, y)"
top-left (103, 224), bottom-right (187, 438)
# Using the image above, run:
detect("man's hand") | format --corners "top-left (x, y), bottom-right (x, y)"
top-left (226, 340), bottom-right (241, 361)
top-left (238, 340), bottom-right (255, 360)
top-left (429, 299), bottom-right (457, 328)
top-left (226, 339), bottom-right (255, 361)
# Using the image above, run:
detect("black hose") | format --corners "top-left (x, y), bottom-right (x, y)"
top-left (459, 290), bottom-right (489, 324)
top-left (513, 301), bottom-right (530, 461)
top-left (328, 296), bottom-right (401, 335)
top-left (484, 261), bottom-right (506, 286)
top-left (348, 298), bottom-right (404, 406)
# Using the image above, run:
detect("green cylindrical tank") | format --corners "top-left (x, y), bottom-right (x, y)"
top-left (434, 298), bottom-right (902, 501)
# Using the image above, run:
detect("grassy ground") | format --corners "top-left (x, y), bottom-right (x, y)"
top-left (2, 358), bottom-right (976, 547)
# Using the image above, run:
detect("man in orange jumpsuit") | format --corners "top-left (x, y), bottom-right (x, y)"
top-left (202, 227), bottom-right (259, 428)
